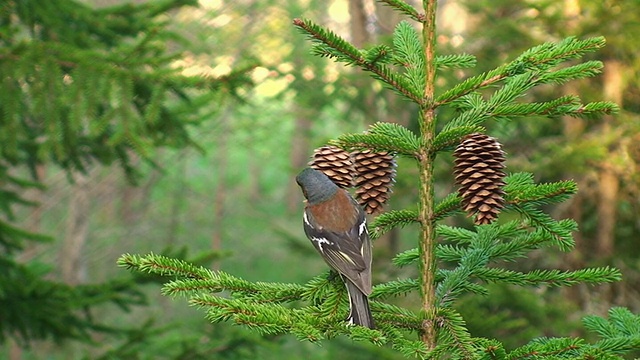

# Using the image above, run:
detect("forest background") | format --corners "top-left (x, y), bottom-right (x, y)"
top-left (1, 0), bottom-right (639, 359)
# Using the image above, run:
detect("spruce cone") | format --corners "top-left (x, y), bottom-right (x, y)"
top-left (353, 150), bottom-right (396, 215)
top-left (453, 133), bottom-right (506, 225)
top-left (308, 145), bottom-right (355, 188)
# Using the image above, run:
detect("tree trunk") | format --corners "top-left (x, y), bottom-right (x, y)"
top-left (61, 171), bottom-right (91, 285)
top-left (211, 107), bottom-right (231, 270)
top-left (596, 166), bottom-right (619, 258)
top-left (558, 0), bottom-right (587, 307)
top-left (121, 184), bottom-right (137, 225)
top-left (286, 96), bottom-right (312, 212)
top-left (561, 79), bottom-right (585, 268)
top-left (349, 0), bottom-right (370, 47)
top-left (166, 157), bottom-right (187, 247)
top-left (18, 164), bottom-right (47, 263)
top-left (595, 59), bottom-right (623, 259)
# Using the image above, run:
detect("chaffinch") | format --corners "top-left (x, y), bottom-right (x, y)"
top-left (295, 168), bottom-right (374, 329)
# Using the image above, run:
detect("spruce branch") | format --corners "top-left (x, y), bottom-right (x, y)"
top-left (370, 209), bottom-right (419, 239)
top-left (491, 95), bottom-right (582, 118)
top-left (436, 224), bottom-right (477, 244)
top-left (439, 220), bottom-right (573, 261)
top-left (302, 271), bottom-right (339, 305)
top-left (441, 104), bottom-right (492, 132)
top-left (393, 21), bottom-right (426, 96)
top-left (435, 222), bottom-right (574, 264)
top-left (449, 92), bottom-right (485, 112)
top-left (371, 303), bottom-right (421, 331)
top-left (537, 60), bottom-right (603, 85)
top-left (512, 207), bottom-right (578, 252)
top-left (292, 18), bottom-right (362, 63)
top-left (331, 133), bottom-right (416, 156)
top-left (435, 54), bottom-right (477, 69)
top-left (511, 36), bottom-right (606, 71)
top-left (501, 173), bottom-right (580, 251)
top-left (369, 121), bottom-right (421, 145)
top-left (392, 338), bottom-right (431, 358)
top-left (364, 45), bottom-right (393, 64)
top-left (508, 337), bottom-right (586, 359)
top-left (192, 294), bottom-right (328, 340)
top-left (435, 308), bottom-right (475, 359)
top-left (118, 253), bottom-right (213, 279)
top-left (432, 192), bottom-right (465, 220)
top-left (436, 257), bottom-right (489, 306)
top-left (473, 267), bottom-right (622, 287)
top-left (293, 18), bottom-right (422, 103)
top-left (436, 36), bottom-right (607, 106)
top-left (394, 239), bottom-right (521, 268)
top-left (435, 244), bottom-right (467, 263)
top-left (566, 101), bottom-right (620, 118)
top-left (315, 287), bottom-right (348, 320)
top-left (504, 174), bottom-right (577, 206)
top-left (583, 308), bottom-right (640, 353)
top-left (343, 326), bottom-right (387, 346)
top-left (162, 278), bottom-right (305, 303)
top-left (377, 0), bottom-right (420, 22)
top-left (436, 65), bottom-right (509, 106)
top-left (440, 80), bottom-right (616, 129)
top-left (371, 278), bottom-right (420, 299)
top-left (331, 122), bottom-right (420, 156)
top-left (479, 226), bottom-right (570, 262)
top-left (486, 72), bottom-right (539, 108)
top-left (392, 248), bottom-right (419, 267)
top-left (492, 97), bottom-right (618, 120)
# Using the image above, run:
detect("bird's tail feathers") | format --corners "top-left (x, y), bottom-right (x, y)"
top-left (345, 278), bottom-right (374, 329)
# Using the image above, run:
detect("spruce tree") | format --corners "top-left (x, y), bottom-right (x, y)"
top-left (119, 0), bottom-right (640, 358)
top-left (0, 0), bottom-right (251, 349)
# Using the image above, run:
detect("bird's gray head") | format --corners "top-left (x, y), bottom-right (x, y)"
top-left (296, 168), bottom-right (339, 204)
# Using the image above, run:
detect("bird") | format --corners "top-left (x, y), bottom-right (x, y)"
top-left (295, 167), bottom-right (374, 329)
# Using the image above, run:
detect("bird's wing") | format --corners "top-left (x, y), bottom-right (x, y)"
top-left (304, 208), bottom-right (372, 295)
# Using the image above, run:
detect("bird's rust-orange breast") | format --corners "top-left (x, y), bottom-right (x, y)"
top-left (308, 189), bottom-right (358, 232)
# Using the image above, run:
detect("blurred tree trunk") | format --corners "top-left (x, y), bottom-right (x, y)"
top-left (121, 183), bottom-right (137, 226)
top-left (374, 0), bottom-right (403, 34)
top-left (166, 157), bottom-right (187, 246)
top-left (19, 164), bottom-right (47, 262)
top-left (248, 154), bottom-right (261, 203)
top-left (212, 108), bottom-right (230, 270)
top-left (352, 0), bottom-right (374, 113)
top-left (287, 108), bottom-right (312, 213)
top-left (595, 59), bottom-right (623, 259)
top-left (561, 80), bottom-right (589, 309)
top-left (11, 164), bottom-right (46, 360)
top-left (558, 0), bottom-right (589, 310)
top-left (119, 152), bottom-right (144, 225)
top-left (61, 171), bottom-right (91, 285)
top-left (349, 0), bottom-right (370, 46)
